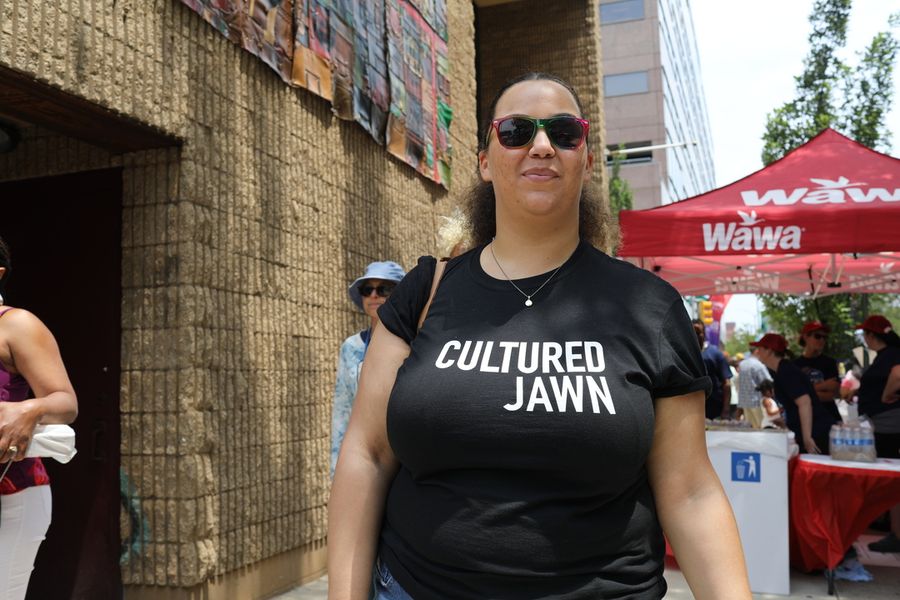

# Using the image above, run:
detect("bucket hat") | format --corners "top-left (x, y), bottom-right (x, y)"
top-left (348, 261), bottom-right (406, 310)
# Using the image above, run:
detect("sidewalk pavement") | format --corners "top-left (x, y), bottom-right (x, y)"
top-left (272, 563), bottom-right (900, 600)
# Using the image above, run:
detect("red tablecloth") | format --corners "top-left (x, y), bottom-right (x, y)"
top-left (790, 456), bottom-right (900, 571)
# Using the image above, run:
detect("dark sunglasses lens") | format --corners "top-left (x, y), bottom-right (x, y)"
top-left (811, 333), bottom-right (827, 340)
top-left (496, 118), bottom-right (536, 148)
top-left (547, 117), bottom-right (585, 149)
top-left (359, 284), bottom-right (395, 298)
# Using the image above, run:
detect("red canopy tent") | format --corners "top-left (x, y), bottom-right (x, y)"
top-left (617, 128), bottom-right (900, 297)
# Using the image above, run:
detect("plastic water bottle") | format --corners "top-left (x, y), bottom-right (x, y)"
top-left (861, 427), bottom-right (876, 462)
top-left (829, 424), bottom-right (840, 458)
top-left (848, 427), bottom-right (861, 461)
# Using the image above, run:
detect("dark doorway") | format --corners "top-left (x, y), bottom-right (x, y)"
top-left (0, 168), bottom-right (123, 599)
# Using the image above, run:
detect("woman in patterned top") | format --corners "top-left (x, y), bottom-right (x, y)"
top-left (0, 235), bottom-right (78, 600)
top-left (331, 261), bottom-right (406, 476)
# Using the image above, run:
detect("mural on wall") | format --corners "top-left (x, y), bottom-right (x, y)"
top-left (181, 0), bottom-right (295, 83)
top-left (179, 0), bottom-right (452, 187)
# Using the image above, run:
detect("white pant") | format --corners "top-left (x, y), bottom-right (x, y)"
top-left (0, 486), bottom-right (52, 600)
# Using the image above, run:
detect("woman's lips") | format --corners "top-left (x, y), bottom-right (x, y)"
top-left (522, 168), bottom-right (558, 182)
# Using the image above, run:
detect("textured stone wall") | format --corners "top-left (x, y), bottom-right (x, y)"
top-left (0, 0), bottom-right (477, 591)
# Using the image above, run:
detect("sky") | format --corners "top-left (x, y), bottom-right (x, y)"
top-left (689, 0), bottom-right (899, 333)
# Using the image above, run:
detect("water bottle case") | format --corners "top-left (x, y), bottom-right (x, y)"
top-left (829, 423), bottom-right (876, 463)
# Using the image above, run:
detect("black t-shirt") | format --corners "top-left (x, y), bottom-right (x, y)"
top-left (858, 346), bottom-right (900, 417)
top-left (376, 242), bottom-right (711, 600)
top-left (701, 345), bottom-right (731, 419)
top-left (793, 353), bottom-right (840, 421)
top-left (773, 360), bottom-right (835, 443)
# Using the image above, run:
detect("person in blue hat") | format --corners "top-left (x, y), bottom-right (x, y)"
top-left (330, 261), bottom-right (406, 476)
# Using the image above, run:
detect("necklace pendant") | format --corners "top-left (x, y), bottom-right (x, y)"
top-left (524, 298), bottom-right (533, 307)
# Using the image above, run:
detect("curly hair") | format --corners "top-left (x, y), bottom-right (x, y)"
top-left (464, 72), bottom-right (617, 252)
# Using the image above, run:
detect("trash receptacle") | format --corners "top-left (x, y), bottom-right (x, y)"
top-left (706, 430), bottom-right (791, 595)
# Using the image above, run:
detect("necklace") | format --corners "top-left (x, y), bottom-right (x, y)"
top-left (489, 241), bottom-right (566, 307)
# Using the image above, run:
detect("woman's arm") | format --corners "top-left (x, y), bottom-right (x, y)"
top-left (795, 394), bottom-right (819, 453)
top-left (881, 365), bottom-right (900, 405)
top-left (328, 323), bottom-right (409, 600)
top-left (648, 390), bottom-right (751, 600)
top-left (0, 309), bottom-right (77, 461)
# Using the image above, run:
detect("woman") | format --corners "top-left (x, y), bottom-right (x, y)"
top-left (331, 261), bottom-right (406, 476)
top-left (856, 315), bottom-right (900, 553)
top-left (0, 236), bottom-right (78, 599)
top-left (794, 321), bottom-right (840, 422)
top-left (328, 73), bottom-right (750, 599)
top-left (751, 333), bottom-right (835, 454)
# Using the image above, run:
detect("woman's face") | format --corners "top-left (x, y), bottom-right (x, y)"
top-left (479, 80), bottom-right (593, 224)
top-left (358, 278), bottom-right (394, 322)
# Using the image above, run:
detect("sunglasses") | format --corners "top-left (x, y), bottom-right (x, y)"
top-left (809, 333), bottom-right (827, 340)
top-left (358, 283), bottom-right (395, 298)
top-left (486, 115), bottom-right (590, 150)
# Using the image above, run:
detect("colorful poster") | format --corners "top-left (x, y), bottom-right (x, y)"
top-left (242, 0), bottom-right (295, 82)
top-left (180, 0), bottom-right (452, 186)
top-left (179, 1), bottom-right (294, 83)
top-left (386, 0), bottom-right (451, 187)
top-left (292, 0), bottom-right (333, 99)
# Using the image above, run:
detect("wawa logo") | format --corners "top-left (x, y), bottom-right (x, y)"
top-left (702, 210), bottom-right (802, 252)
top-left (740, 177), bottom-right (900, 206)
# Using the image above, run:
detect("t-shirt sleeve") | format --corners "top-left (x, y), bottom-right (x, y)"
top-left (717, 351), bottom-right (733, 381)
top-left (377, 256), bottom-right (437, 345)
top-left (782, 367), bottom-right (812, 401)
top-left (652, 299), bottom-right (713, 399)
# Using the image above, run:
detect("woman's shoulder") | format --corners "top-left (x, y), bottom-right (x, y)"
top-left (0, 306), bottom-right (45, 333)
top-left (581, 245), bottom-right (682, 301)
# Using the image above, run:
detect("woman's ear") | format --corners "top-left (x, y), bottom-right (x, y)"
top-left (478, 150), bottom-right (492, 183)
top-left (582, 149), bottom-right (594, 183)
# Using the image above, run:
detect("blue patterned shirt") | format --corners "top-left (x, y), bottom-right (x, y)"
top-left (331, 331), bottom-right (368, 476)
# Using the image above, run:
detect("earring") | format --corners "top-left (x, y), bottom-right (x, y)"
top-left (0, 292), bottom-right (4, 305)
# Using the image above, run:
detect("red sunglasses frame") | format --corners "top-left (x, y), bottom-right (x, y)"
top-left (485, 115), bottom-right (590, 150)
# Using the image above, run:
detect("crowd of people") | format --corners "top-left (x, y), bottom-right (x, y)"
top-left (698, 317), bottom-right (900, 555)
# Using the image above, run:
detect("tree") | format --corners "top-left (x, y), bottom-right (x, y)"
top-left (608, 145), bottom-right (633, 217)
top-left (759, 0), bottom-right (899, 364)
top-left (607, 144), bottom-right (633, 255)
top-left (724, 328), bottom-right (762, 360)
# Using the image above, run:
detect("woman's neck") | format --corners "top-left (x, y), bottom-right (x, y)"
top-left (486, 229), bottom-right (580, 279)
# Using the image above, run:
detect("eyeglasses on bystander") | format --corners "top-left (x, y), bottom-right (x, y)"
top-left (358, 283), bottom-right (396, 298)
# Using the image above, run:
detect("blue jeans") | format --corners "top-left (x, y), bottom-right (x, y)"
top-left (373, 557), bottom-right (414, 600)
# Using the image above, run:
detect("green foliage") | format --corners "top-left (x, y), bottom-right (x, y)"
top-left (724, 328), bottom-right (761, 360)
top-left (760, 294), bottom-right (859, 362)
top-left (608, 145), bottom-right (633, 256)
top-left (608, 145), bottom-right (633, 216)
top-left (761, 1), bottom-right (898, 164)
top-left (759, 1), bottom-right (899, 365)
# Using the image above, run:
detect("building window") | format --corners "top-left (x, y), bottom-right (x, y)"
top-left (603, 71), bottom-right (649, 97)
top-left (606, 141), bottom-right (653, 164)
top-left (600, 0), bottom-right (644, 24)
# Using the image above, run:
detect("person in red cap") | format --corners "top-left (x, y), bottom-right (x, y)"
top-left (856, 315), bottom-right (900, 553)
top-left (751, 333), bottom-right (836, 454)
top-left (793, 321), bottom-right (840, 422)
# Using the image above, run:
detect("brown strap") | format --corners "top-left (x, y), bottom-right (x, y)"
top-left (416, 259), bottom-right (447, 331)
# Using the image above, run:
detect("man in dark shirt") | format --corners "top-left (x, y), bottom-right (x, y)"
top-left (794, 321), bottom-right (841, 422)
top-left (752, 333), bottom-right (836, 453)
top-left (693, 320), bottom-right (732, 419)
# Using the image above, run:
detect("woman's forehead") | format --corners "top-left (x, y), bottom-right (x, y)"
top-left (494, 80), bottom-right (581, 117)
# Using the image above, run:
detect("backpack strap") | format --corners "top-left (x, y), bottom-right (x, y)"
top-left (416, 259), bottom-right (447, 332)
